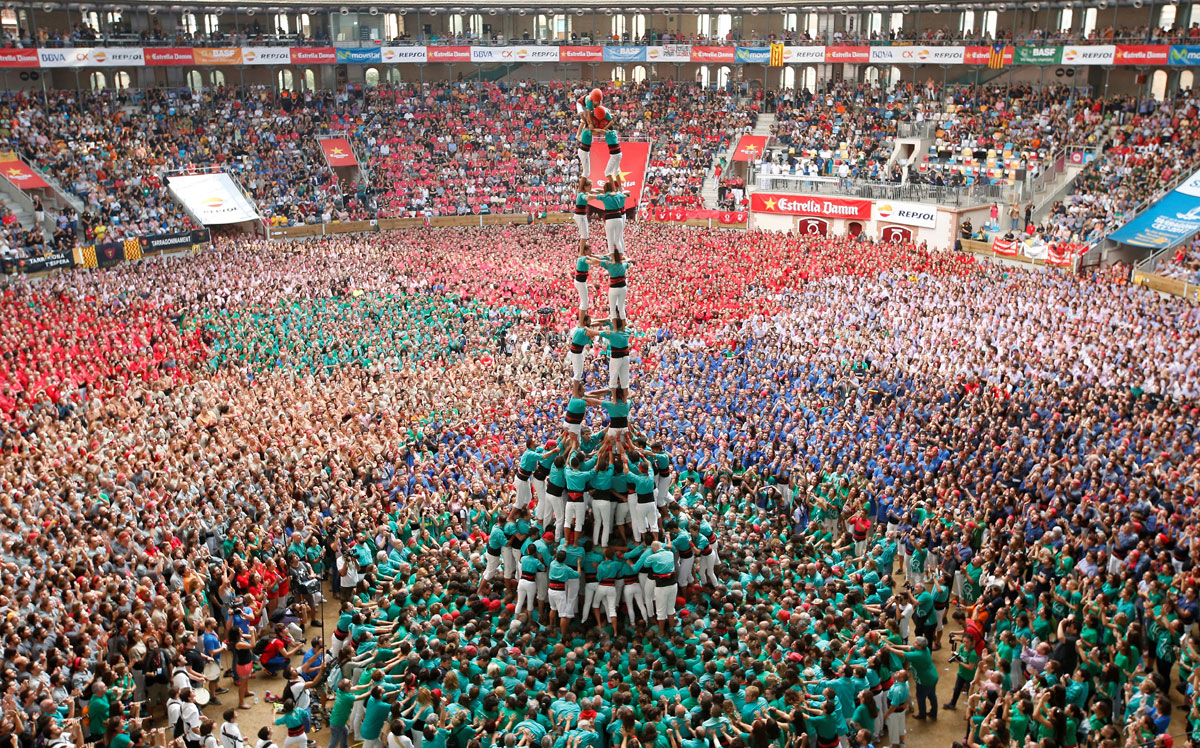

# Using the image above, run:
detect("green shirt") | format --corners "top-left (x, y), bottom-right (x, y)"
top-left (904, 647), bottom-right (939, 686)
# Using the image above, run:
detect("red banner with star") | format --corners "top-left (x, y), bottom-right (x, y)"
top-left (586, 141), bottom-right (650, 212)
top-left (730, 135), bottom-right (768, 163)
top-left (320, 138), bottom-right (358, 168)
top-left (0, 159), bottom-right (49, 190)
top-left (750, 193), bottom-right (871, 220)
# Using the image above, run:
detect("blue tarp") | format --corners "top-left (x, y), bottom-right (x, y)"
top-left (1108, 168), bottom-right (1200, 249)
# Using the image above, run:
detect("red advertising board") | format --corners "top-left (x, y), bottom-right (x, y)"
top-left (560, 46), bottom-right (604, 62)
top-left (750, 193), bottom-right (871, 220)
top-left (731, 135), bottom-right (769, 162)
top-left (426, 46), bottom-right (471, 63)
top-left (964, 45), bottom-right (1013, 65)
top-left (824, 46), bottom-right (869, 63)
top-left (690, 46), bottom-right (735, 63)
top-left (320, 138), bottom-right (358, 167)
top-left (0, 49), bottom-right (39, 68)
top-left (0, 159), bottom-right (49, 190)
top-left (585, 141), bottom-right (651, 211)
top-left (289, 46), bottom-right (336, 64)
top-left (145, 48), bottom-right (196, 66)
top-left (1114, 45), bottom-right (1169, 64)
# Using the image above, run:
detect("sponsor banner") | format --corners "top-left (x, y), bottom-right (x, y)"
top-left (168, 173), bottom-right (262, 225)
top-left (718, 211), bottom-right (747, 224)
top-left (730, 135), bottom-right (769, 162)
top-left (880, 225), bottom-right (914, 243)
top-left (870, 46), bottom-right (964, 64)
top-left (734, 46), bottom-right (770, 64)
top-left (603, 46), bottom-right (646, 62)
top-left (1114, 44), bottom-right (1169, 65)
top-left (1061, 45), bottom-right (1114, 65)
top-left (381, 46), bottom-right (427, 63)
top-left (320, 138), bottom-right (358, 167)
top-left (824, 46), bottom-right (869, 63)
top-left (38, 48), bottom-right (85, 67)
top-left (0, 49), bottom-right (38, 68)
top-left (241, 47), bottom-right (291, 65)
top-left (427, 46), bottom-right (471, 63)
top-left (795, 216), bottom-right (829, 235)
top-left (646, 45), bottom-right (691, 62)
top-left (1170, 45), bottom-right (1200, 65)
top-left (0, 159), bottom-right (49, 190)
top-left (0, 248), bottom-right (74, 275)
top-left (1014, 46), bottom-right (1062, 65)
top-left (336, 47), bottom-right (382, 64)
top-left (783, 46), bottom-right (826, 63)
top-left (470, 46), bottom-right (506, 62)
top-left (141, 231), bottom-right (205, 254)
top-left (964, 45), bottom-right (1013, 66)
top-left (585, 141), bottom-right (650, 211)
top-left (79, 48), bottom-right (145, 67)
top-left (96, 241), bottom-right (125, 268)
top-left (1108, 167), bottom-right (1200, 249)
top-left (874, 200), bottom-right (937, 228)
top-left (691, 46), bottom-right (735, 63)
top-left (194, 47), bottom-right (243, 65)
top-left (560, 46), bottom-right (604, 62)
top-left (750, 193), bottom-right (871, 220)
top-left (145, 48), bottom-right (196, 66)
top-left (289, 46), bottom-right (335, 65)
top-left (993, 238), bottom-right (1019, 256)
top-left (510, 46), bottom-right (560, 62)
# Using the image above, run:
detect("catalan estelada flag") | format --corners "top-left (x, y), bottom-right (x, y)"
top-left (988, 44), bottom-right (1008, 69)
top-left (769, 43), bottom-right (785, 67)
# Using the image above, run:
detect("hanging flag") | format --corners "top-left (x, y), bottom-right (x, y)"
top-left (769, 43), bottom-right (785, 67)
top-left (731, 135), bottom-right (769, 162)
top-left (319, 138), bottom-right (359, 168)
top-left (988, 44), bottom-right (1008, 69)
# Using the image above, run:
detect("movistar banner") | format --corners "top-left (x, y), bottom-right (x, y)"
top-left (1109, 167), bottom-right (1200, 249)
top-left (1170, 45), bottom-right (1200, 65)
top-left (734, 46), bottom-right (770, 64)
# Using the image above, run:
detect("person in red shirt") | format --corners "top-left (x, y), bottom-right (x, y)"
top-left (260, 623), bottom-right (302, 676)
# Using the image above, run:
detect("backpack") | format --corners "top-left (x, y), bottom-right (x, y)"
top-left (253, 637), bottom-right (273, 657)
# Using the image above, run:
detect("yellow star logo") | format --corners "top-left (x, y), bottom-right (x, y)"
top-left (619, 168), bottom-right (632, 182)
top-left (331, 147), bottom-right (346, 156)
top-left (763, 197), bottom-right (777, 211)
top-left (7, 168), bottom-right (22, 176)
top-left (743, 144), bottom-right (759, 154)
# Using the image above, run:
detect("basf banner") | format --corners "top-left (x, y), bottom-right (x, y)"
top-left (1109, 167), bottom-right (1200, 249)
top-left (1014, 46), bottom-right (1062, 65)
top-left (168, 173), bottom-right (262, 226)
top-left (602, 46), bottom-right (646, 62)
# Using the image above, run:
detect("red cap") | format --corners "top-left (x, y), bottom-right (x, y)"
top-left (545, 440), bottom-right (557, 450)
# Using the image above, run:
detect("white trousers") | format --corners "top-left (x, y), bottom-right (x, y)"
top-left (592, 499), bottom-right (615, 546)
top-left (577, 147), bottom-right (590, 176)
top-left (566, 577), bottom-right (581, 617)
top-left (549, 589), bottom-right (572, 618)
top-left (515, 477), bottom-right (532, 509)
top-left (515, 579), bottom-right (538, 616)
top-left (532, 477), bottom-right (547, 520)
top-left (483, 551), bottom-right (503, 581)
top-left (624, 578), bottom-right (649, 623)
top-left (605, 151), bottom-right (623, 177)
top-left (604, 218), bottom-right (626, 259)
top-left (677, 555), bottom-right (695, 588)
top-left (609, 356), bottom-right (630, 389)
top-left (696, 552), bottom-right (719, 587)
top-left (582, 581), bottom-right (599, 615)
top-left (565, 500), bottom-right (587, 531)
top-left (570, 351), bottom-right (585, 381)
top-left (574, 279), bottom-right (589, 311)
top-left (608, 283), bottom-right (628, 321)
top-left (629, 499), bottom-right (656, 541)
top-left (546, 492), bottom-right (566, 539)
top-left (500, 547), bottom-right (520, 580)
top-left (653, 582), bottom-right (678, 621)
top-left (655, 473), bottom-right (671, 506)
top-left (595, 584), bottom-right (618, 618)
top-left (614, 500), bottom-right (631, 525)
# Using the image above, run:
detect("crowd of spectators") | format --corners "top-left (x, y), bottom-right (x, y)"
top-left (0, 221), bottom-right (1199, 748)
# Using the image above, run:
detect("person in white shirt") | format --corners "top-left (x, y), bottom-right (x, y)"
top-left (181, 688), bottom-right (203, 748)
top-left (166, 688), bottom-right (185, 741)
top-left (220, 710), bottom-right (246, 748)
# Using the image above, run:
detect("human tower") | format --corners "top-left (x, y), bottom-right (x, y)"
top-left (480, 87), bottom-right (713, 639)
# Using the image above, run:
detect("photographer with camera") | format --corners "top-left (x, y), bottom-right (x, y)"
top-left (943, 630), bottom-right (980, 711)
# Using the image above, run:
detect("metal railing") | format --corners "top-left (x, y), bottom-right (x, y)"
top-left (756, 172), bottom-right (1005, 207)
top-left (32, 31), bottom-right (1198, 49)
top-left (896, 121), bottom-right (936, 140)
